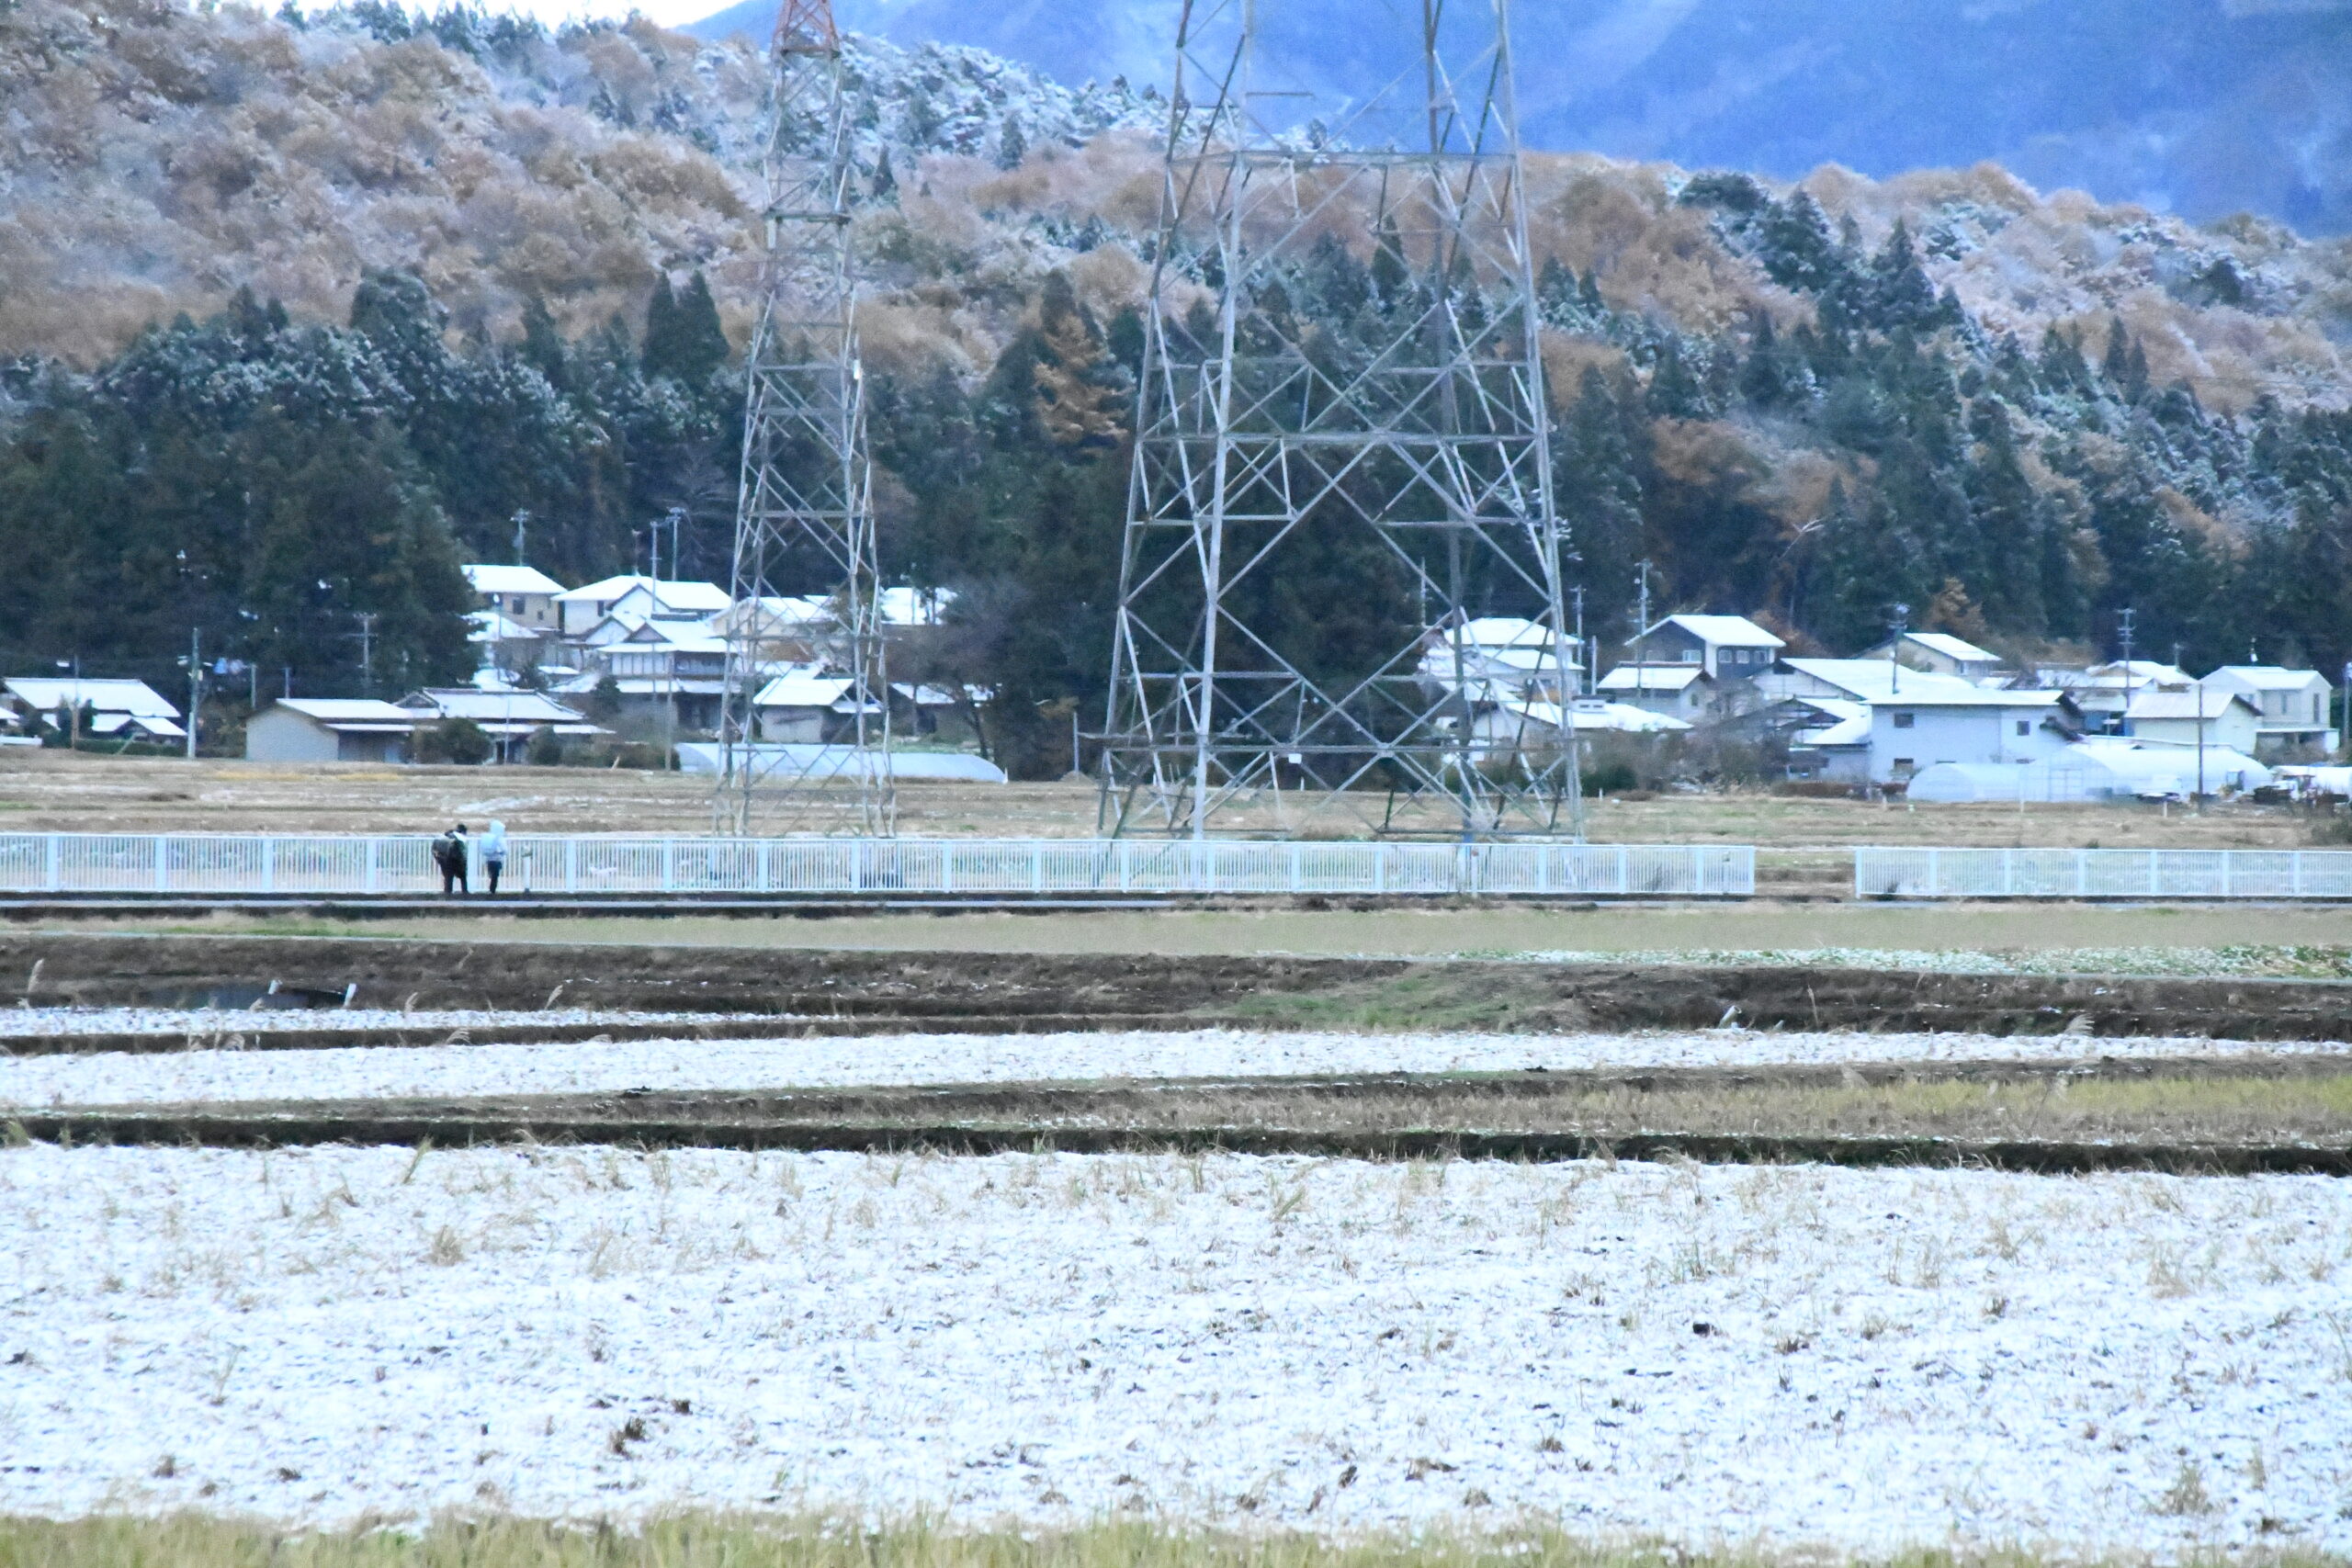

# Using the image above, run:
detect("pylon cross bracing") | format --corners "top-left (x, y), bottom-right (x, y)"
top-left (1097, 0), bottom-right (1582, 841)
top-left (715, 0), bottom-right (894, 835)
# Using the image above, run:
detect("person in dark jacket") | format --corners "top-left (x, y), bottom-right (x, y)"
top-left (432, 823), bottom-right (469, 896)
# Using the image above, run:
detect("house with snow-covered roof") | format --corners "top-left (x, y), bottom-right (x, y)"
top-left (1860, 630), bottom-right (2006, 683)
top-left (752, 667), bottom-right (885, 744)
top-left (461, 563), bottom-right (567, 633)
top-left (1419, 615), bottom-right (1581, 704)
top-left (3, 678), bottom-right (185, 742)
top-left (1595, 662), bottom-right (1722, 721)
top-left (2199, 666), bottom-right (2337, 757)
top-left (1620, 614), bottom-right (1784, 680)
top-left (554, 575), bottom-right (731, 637)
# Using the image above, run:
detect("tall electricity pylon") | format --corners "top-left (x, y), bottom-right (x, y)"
top-left (1098, 0), bottom-right (1580, 841)
top-left (715, 0), bottom-right (893, 835)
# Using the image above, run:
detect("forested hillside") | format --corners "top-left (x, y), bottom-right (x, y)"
top-left (5, 0), bottom-right (2352, 771)
top-left (695, 0), bottom-right (2352, 236)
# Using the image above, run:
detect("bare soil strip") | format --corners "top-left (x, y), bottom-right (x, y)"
top-left (5, 933), bottom-right (2349, 1041)
top-left (16, 1056), bottom-right (2349, 1176)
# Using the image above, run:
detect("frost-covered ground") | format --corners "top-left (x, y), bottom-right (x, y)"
top-left (0, 1027), bottom-right (2329, 1110)
top-left (0, 1007), bottom-right (752, 1039)
top-left (1440, 946), bottom-right (2352, 981)
top-left (0, 1144), bottom-right (2345, 1551)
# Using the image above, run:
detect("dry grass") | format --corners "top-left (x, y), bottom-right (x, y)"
top-left (980, 1070), bottom-right (2352, 1149)
top-left (77, 1063), bottom-right (2352, 1156)
top-left (0, 1514), bottom-right (2341, 1568)
top-left (0, 752), bottom-right (2328, 855)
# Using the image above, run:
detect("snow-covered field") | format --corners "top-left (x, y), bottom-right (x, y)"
top-left (0, 1007), bottom-right (751, 1039)
top-left (0, 1025), bottom-right (2331, 1110)
top-left (0, 1143), bottom-right (2345, 1551)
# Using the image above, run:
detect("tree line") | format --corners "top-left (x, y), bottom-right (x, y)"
top-left (6, 192), bottom-right (2352, 772)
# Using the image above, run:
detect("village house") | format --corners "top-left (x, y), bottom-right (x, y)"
top-left (2199, 665), bottom-right (2338, 757)
top-left (1420, 616), bottom-right (1581, 705)
top-left (1869, 686), bottom-right (2079, 784)
top-left (2121, 688), bottom-right (2263, 755)
top-left (397, 689), bottom-right (605, 761)
top-left (2, 677), bottom-right (186, 742)
top-left (244, 698), bottom-right (419, 763)
top-left (553, 575), bottom-right (732, 638)
top-left (1622, 614), bottom-right (1785, 679)
top-left (2032, 660), bottom-right (2191, 734)
top-left (1593, 663), bottom-right (1724, 720)
top-left (573, 616), bottom-right (730, 731)
top-left (460, 564), bottom-right (567, 633)
top-left (1860, 630), bottom-right (2006, 684)
top-left (752, 667), bottom-right (882, 744)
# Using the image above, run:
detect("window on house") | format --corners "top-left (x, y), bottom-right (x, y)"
top-left (1680, 649), bottom-right (1701, 662)
top-left (2015, 720), bottom-right (2030, 737)
top-left (1893, 712), bottom-right (1915, 728)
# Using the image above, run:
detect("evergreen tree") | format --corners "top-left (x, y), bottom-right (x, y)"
top-left (644, 271), bottom-right (729, 388)
top-left (1755, 191), bottom-right (1843, 293)
top-left (1645, 337), bottom-right (1709, 419)
top-left (518, 294), bottom-right (571, 391)
top-left (641, 276), bottom-right (680, 378)
top-left (1556, 367), bottom-right (1645, 637)
top-left (870, 145), bottom-right (898, 204)
top-left (1867, 219), bottom-right (1939, 332)
top-left (995, 114), bottom-right (1026, 171)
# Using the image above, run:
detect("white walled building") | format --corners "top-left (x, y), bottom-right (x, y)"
top-left (244, 699), bottom-right (417, 763)
top-left (2200, 666), bottom-right (2337, 756)
top-left (1621, 614), bottom-right (1785, 680)
top-left (461, 564), bottom-right (567, 633)
top-left (2, 678), bottom-right (186, 741)
top-left (2122, 688), bottom-right (2263, 755)
top-left (554, 576), bottom-right (731, 637)
top-left (1871, 688), bottom-right (2077, 784)
top-left (1860, 630), bottom-right (2006, 683)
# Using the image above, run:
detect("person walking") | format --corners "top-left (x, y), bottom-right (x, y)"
top-left (432, 823), bottom-right (470, 896)
top-left (481, 819), bottom-right (508, 896)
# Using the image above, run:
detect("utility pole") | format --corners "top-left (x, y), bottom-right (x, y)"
top-left (2194, 676), bottom-right (2206, 809)
top-left (57, 655), bottom-right (80, 748)
top-left (184, 627), bottom-right (203, 760)
top-left (511, 509), bottom-right (530, 566)
top-left (1634, 561), bottom-right (1655, 699)
top-left (2341, 661), bottom-right (2351, 762)
top-left (2118, 607), bottom-right (2135, 737)
top-left (1570, 585), bottom-right (1586, 699)
top-left (351, 613), bottom-right (379, 697)
top-left (1888, 603), bottom-right (1910, 696)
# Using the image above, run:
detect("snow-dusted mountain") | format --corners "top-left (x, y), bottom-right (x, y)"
top-left (685, 0), bottom-right (2352, 233)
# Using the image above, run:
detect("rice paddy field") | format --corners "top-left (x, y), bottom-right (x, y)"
top-left (3, 917), bottom-right (2349, 1565)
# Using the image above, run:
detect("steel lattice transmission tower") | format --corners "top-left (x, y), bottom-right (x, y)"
top-left (1098, 0), bottom-right (1581, 840)
top-left (715, 0), bottom-right (892, 835)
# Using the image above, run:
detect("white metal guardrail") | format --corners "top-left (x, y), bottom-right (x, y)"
top-left (1856, 846), bottom-right (2352, 899)
top-left (0, 834), bottom-right (1755, 898)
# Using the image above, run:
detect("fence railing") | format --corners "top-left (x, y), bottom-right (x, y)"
top-left (1855, 846), bottom-right (2352, 899)
top-left (0, 834), bottom-right (1755, 899)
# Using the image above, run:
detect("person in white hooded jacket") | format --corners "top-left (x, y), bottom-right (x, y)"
top-left (481, 820), bottom-right (508, 896)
